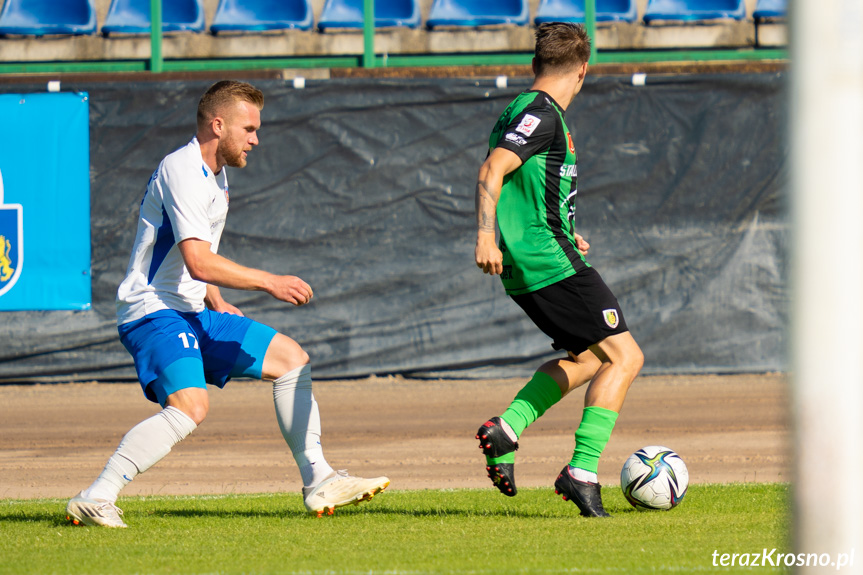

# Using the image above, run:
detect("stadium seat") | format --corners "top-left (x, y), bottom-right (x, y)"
top-left (426, 0), bottom-right (529, 28)
top-left (753, 0), bottom-right (786, 21)
top-left (210, 0), bottom-right (313, 33)
top-left (535, 0), bottom-right (637, 24)
top-left (0, 0), bottom-right (96, 36)
top-left (318, 0), bottom-right (420, 30)
top-left (643, 0), bottom-right (746, 23)
top-left (101, 0), bottom-right (205, 35)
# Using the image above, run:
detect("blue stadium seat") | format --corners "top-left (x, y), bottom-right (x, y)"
top-left (426, 0), bottom-right (528, 28)
top-left (643, 0), bottom-right (746, 23)
top-left (753, 0), bottom-right (786, 20)
top-left (319, 0), bottom-right (420, 30)
top-left (535, 0), bottom-right (637, 24)
top-left (210, 0), bottom-right (313, 33)
top-left (0, 0), bottom-right (96, 35)
top-left (102, 0), bottom-right (204, 35)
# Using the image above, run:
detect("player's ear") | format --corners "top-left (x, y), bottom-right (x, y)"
top-left (212, 116), bottom-right (225, 136)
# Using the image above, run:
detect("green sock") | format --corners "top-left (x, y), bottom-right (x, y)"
top-left (486, 452), bottom-right (515, 465)
top-left (569, 406), bottom-right (619, 473)
top-left (486, 372), bottom-right (562, 466)
top-left (501, 371), bottom-right (562, 437)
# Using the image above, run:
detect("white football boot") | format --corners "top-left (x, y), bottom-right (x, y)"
top-left (66, 492), bottom-right (128, 528)
top-left (302, 470), bottom-right (390, 517)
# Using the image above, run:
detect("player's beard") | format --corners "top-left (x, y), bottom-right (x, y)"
top-left (218, 136), bottom-right (247, 169)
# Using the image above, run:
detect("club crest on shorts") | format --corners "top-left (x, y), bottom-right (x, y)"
top-left (602, 308), bottom-right (619, 329)
top-left (0, 168), bottom-right (24, 298)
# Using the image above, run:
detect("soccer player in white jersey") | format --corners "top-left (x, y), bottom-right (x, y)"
top-left (66, 81), bottom-right (389, 527)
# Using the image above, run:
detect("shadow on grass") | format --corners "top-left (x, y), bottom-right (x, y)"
top-left (318, 501), bottom-right (643, 519)
top-left (1, 493), bottom-right (641, 527)
top-left (0, 510), bottom-right (73, 527)
top-left (1, 505), bottom-right (613, 526)
top-left (141, 507), bottom-right (311, 519)
top-left (129, 506), bottom-right (568, 520)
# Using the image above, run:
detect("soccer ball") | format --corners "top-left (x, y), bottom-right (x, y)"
top-left (620, 445), bottom-right (689, 510)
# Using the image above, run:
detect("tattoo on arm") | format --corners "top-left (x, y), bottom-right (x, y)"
top-left (476, 179), bottom-right (500, 233)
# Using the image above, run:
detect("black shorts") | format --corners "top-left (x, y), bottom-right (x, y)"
top-left (511, 267), bottom-right (629, 355)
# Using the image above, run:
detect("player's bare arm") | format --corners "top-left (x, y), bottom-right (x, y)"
top-left (475, 147), bottom-right (523, 275)
top-left (179, 238), bottom-right (313, 306)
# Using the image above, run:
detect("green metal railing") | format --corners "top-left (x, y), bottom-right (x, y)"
top-left (586, 0), bottom-right (597, 65)
top-left (0, 0), bottom-right (787, 76)
top-left (363, 0), bottom-right (375, 69)
top-left (150, 0), bottom-right (162, 73)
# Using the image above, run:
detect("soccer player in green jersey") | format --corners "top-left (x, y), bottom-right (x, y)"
top-left (473, 23), bottom-right (644, 517)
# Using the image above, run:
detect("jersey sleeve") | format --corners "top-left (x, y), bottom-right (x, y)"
top-left (494, 107), bottom-right (558, 163)
top-left (160, 158), bottom-right (213, 245)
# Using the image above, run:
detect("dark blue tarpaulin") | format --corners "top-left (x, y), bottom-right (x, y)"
top-left (0, 73), bottom-right (788, 381)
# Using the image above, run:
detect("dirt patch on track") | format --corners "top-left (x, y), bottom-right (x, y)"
top-left (0, 374), bottom-right (789, 500)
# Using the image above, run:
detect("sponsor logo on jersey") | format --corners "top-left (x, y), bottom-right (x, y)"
top-left (515, 114), bottom-right (541, 137)
top-left (224, 186), bottom-right (229, 206)
top-left (505, 132), bottom-right (528, 146)
top-left (0, 168), bottom-right (23, 298)
top-left (567, 133), bottom-right (575, 154)
top-left (562, 190), bottom-right (577, 223)
top-left (602, 309), bottom-right (620, 329)
top-left (559, 164), bottom-right (577, 178)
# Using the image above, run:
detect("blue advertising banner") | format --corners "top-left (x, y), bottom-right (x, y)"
top-left (0, 93), bottom-right (91, 310)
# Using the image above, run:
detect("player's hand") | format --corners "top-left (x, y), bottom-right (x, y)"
top-left (213, 301), bottom-right (245, 316)
top-left (204, 285), bottom-right (245, 316)
top-left (475, 232), bottom-right (504, 275)
top-left (270, 275), bottom-right (314, 306)
top-left (573, 232), bottom-right (590, 256)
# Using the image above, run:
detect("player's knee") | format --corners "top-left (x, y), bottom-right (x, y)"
top-left (600, 336), bottom-right (643, 382)
top-left (168, 394), bottom-right (209, 425)
top-left (186, 403), bottom-right (209, 425)
top-left (262, 334), bottom-right (310, 380)
top-left (175, 399), bottom-right (208, 425)
top-left (296, 347), bottom-right (310, 368)
top-left (282, 345), bottom-right (309, 371)
top-left (623, 343), bottom-right (644, 380)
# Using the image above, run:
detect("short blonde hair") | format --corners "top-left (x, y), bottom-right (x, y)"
top-left (197, 80), bottom-right (264, 130)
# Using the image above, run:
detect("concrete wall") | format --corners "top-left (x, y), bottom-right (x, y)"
top-left (0, 0), bottom-right (787, 63)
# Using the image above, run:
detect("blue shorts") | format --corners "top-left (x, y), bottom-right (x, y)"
top-left (118, 308), bottom-right (277, 406)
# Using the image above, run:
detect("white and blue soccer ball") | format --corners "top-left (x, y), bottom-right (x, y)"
top-left (620, 445), bottom-right (689, 510)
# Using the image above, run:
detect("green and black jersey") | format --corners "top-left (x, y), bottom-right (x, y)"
top-left (490, 90), bottom-right (590, 296)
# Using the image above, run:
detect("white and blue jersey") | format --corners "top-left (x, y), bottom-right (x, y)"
top-left (116, 137), bottom-right (229, 325)
top-left (115, 137), bottom-right (276, 404)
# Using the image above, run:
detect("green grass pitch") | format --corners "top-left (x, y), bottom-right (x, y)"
top-left (0, 483), bottom-right (788, 574)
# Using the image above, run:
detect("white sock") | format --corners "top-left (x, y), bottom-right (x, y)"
top-left (83, 406), bottom-right (197, 503)
top-left (568, 465), bottom-right (598, 484)
top-left (273, 364), bottom-right (334, 488)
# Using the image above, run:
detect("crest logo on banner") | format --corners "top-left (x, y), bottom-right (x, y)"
top-left (0, 167), bottom-right (24, 297)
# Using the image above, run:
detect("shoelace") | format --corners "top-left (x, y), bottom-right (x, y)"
top-left (94, 501), bottom-right (124, 517)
